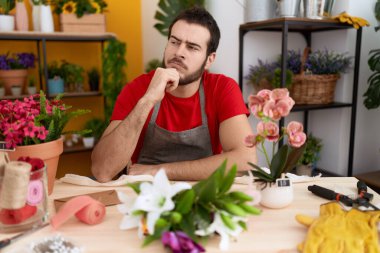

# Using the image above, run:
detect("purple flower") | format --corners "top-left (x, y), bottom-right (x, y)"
top-left (0, 52), bottom-right (35, 70)
top-left (162, 231), bottom-right (205, 253)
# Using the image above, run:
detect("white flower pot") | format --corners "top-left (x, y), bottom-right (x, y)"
top-left (40, 5), bottom-right (54, 32)
top-left (259, 179), bottom-right (293, 209)
top-left (11, 86), bottom-right (22, 96)
top-left (278, 0), bottom-right (301, 17)
top-left (82, 137), bottom-right (95, 148)
top-left (28, 86), bottom-right (37, 95)
top-left (32, 4), bottom-right (41, 31)
top-left (0, 15), bottom-right (15, 32)
top-left (0, 87), bottom-right (5, 97)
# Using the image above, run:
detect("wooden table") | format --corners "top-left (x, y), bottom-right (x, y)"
top-left (2, 177), bottom-right (379, 253)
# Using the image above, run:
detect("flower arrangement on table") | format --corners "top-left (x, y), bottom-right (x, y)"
top-left (54, 0), bottom-right (108, 17)
top-left (0, 91), bottom-right (90, 149)
top-left (244, 88), bottom-right (307, 185)
top-left (117, 161), bottom-right (261, 252)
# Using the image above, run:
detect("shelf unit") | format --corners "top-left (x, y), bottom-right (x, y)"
top-left (238, 17), bottom-right (363, 176)
top-left (0, 31), bottom-right (116, 153)
top-left (0, 31), bottom-right (116, 97)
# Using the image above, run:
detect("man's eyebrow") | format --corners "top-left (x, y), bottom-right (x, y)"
top-left (170, 35), bottom-right (202, 49)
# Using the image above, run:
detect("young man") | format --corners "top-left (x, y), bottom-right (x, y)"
top-left (91, 7), bottom-right (256, 182)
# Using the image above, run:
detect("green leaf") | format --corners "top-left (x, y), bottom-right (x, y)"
top-left (127, 182), bottom-right (142, 194)
top-left (270, 145), bottom-right (289, 179)
top-left (224, 202), bottom-right (247, 217)
top-left (238, 220), bottom-right (247, 230)
top-left (175, 189), bottom-right (195, 214)
top-left (283, 143), bottom-right (307, 173)
top-left (219, 164), bottom-right (237, 194)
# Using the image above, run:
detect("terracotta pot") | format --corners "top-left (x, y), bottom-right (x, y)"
top-left (6, 137), bottom-right (63, 195)
top-left (0, 69), bottom-right (28, 95)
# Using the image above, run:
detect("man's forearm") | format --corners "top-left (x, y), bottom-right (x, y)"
top-left (130, 147), bottom-right (256, 181)
top-left (91, 97), bottom-right (155, 182)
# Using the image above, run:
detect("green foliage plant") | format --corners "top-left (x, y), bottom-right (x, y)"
top-left (145, 58), bottom-right (162, 73)
top-left (60, 60), bottom-right (84, 91)
top-left (87, 67), bottom-right (100, 85)
top-left (298, 133), bottom-right (322, 166)
top-left (82, 118), bottom-right (106, 139)
top-left (54, 0), bottom-right (107, 18)
top-left (154, 0), bottom-right (205, 36)
top-left (0, 0), bottom-right (15, 14)
top-left (363, 4), bottom-right (380, 109)
top-left (47, 61), bottom-right (63, 79)
top-left (102, 38), bottom-right (127, 121)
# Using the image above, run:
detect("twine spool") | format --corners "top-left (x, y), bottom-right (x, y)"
top-left (0, 161), bottom-right (31, 209)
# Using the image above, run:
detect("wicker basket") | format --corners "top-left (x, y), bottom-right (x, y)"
top-left (290, 74), bottom-right (340, 104)
top-left (289, 47), bottom-right (340, 104)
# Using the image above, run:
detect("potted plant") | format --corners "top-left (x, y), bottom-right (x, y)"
top-left (244, 88), bottom-right (306, 208)
top-left (47, 61), bottom-right (64, 95)
top-left (60, 60), bottom-right (84, 92)
top-left (0, 52), bottom-right (35, 95)
top-left (27, 75), bottom-right (37, 95)
top-left (82, 118), bottom-right (106, 147)
top-left (87, 67), bottom-right (100, 91)
top-left (296, 133), bottom-right (322, 176)
top-left (0, 91), bottom-right (90, 194)
top-left (245, 51), bottom-right (299, 93)
top-left (0, 0), bottom-right (15, 31)
top-left (363, 1), bottom-right (380, 109)
top-left (291, 48), bottom-right (352, 104)
top-left (145, 58), bottom-right (161, 73)
top-left (0, 81), bottom-right (4, 97)
top-left (55, 0), bottom-right (108, 33)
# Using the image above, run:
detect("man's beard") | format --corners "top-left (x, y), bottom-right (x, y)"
top-left (163, 57), bottom-right (207, 86)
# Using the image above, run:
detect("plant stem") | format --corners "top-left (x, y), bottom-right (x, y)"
top-left (261, 142), bottom-right (271, 168)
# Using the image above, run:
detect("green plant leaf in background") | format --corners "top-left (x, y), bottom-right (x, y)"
top-left (0, 0), bottom-right (15, 14)
top-left (364, 49), bottom-right (380, 109)
top-left (154, 0), bottom-right (205, 36)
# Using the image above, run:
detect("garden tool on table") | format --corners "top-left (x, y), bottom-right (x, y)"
top-left (332, 11), bottom-right (370, 29)
top-left (295, 202), bottom-right (380, 253)
top-left (308, 183), bottom-right (379, 210)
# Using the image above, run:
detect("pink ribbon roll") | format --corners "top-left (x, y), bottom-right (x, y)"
top-left (51, 195), bottom-right (106, 229)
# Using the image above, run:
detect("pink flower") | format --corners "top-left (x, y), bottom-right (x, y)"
top-left (288, 132), bottom-right (307, 148)
top-left (248, 95), bottom-right (265, 118)
top-left (286, 121), bottom-right (306, 148)
top-left (256, 89), bottom-right (272, 101)
top-left (270, 88), bottom-right (289, 101)
top-left (244, 134), bottom-right (258, 147)
top-left (257, 121), bottom-right (279, 142)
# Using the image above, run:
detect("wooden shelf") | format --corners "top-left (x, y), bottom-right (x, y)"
top-left (1, 91), bottom-right (102, 100)
top-left (64, 143), bottom-right (93, 154)
top-left (0, 31), bottom-right (117, 41)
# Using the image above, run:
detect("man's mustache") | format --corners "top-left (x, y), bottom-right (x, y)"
top-left (168, 58), bottom-right (187, 70)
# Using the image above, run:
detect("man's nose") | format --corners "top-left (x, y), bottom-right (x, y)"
top-left (174, 43), bottom-right (186, 59)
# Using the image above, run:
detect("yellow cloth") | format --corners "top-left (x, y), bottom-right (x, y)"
top-left (295, 202), bottom-right (380, 253)
top-left (332, 12), bottom-right (370, 29)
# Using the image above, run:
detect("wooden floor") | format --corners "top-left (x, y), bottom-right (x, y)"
top-left (355, 171), bottom-right (380, 194)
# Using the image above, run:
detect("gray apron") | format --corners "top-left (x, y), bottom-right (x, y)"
top-left (137, 83), bottom-right (213, 165)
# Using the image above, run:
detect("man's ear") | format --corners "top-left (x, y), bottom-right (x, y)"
top-left (204, 52), bottom-right (216, 70)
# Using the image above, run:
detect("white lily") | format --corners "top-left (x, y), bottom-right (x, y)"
top-left (132, 169), bottom-right (191, 234)
top-left (195, 211), bottom-right (247, 251)
top-left (117, 191), bottom-right (145, 238)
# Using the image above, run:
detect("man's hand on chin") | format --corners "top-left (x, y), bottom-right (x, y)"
top-left (128, 164), bottom-right (159, 176)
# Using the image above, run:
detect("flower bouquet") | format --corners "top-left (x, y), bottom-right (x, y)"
top-left (117, 161), bottom-right (261, 252)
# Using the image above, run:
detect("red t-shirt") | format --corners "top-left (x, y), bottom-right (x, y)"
top-left (111, 71), bottom-right (249, 163)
